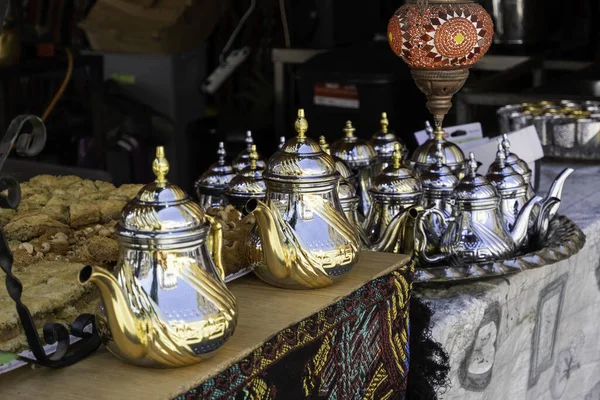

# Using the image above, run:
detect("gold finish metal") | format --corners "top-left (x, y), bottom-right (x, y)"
top-left (343, 120), bottom-right (356, 137)
top-left (380, 112), bottom-right (389, 134)
top-left (364, 144), bottom-right (423, 254)
top-left (152, 146), bottom-right (169, 183)
top-left (391, 143), bottom-right (401, 169)
top-left (247, 109), bottom-right (361, 289)
top-left (82, 146), bottom-right (238, 368)
top-left (249, 144), bottom-right (258, 169)
top-left (295, 109), bottom-right (308, 138)
top-left (410, 68), bottom-right (470, 129)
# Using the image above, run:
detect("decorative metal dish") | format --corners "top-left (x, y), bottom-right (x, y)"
top-left (414, 215), bottom-right (585, 283)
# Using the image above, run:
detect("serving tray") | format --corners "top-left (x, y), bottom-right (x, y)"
top-left (414, 215), bottom-right (585, 283)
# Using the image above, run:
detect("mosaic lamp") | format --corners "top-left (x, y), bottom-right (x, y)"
top-left (388, 0), bottom-right (494, 134)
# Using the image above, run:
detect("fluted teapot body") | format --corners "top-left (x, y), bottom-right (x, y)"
top-left (418, 153), bottom-right (542, 267)
top-left (80, 147), bottom-right (237, 368)
top-left (246, 110), bottom-right (360, 289)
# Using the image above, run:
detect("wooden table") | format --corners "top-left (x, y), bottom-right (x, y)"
top-left (0, 251), bottom-right (411, 400)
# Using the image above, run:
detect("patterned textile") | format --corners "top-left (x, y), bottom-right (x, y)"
top-left (175, 266), bottom-right (413, 400)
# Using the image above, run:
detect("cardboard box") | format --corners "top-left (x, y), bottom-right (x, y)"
top-left (80, 0), bottom-right (228, 54)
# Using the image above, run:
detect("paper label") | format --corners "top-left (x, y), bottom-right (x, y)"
top-left (314, 83), bottom-right (360, 109)
top-left (460, 126), bottom-right (543, 173)
top-left (0, 335), bottom-right (82, 375)
top-left (414, 122), bottom-right (483, 146)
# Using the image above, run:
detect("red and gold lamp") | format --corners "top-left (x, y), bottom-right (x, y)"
top-left (388, 0), bottom-right (493, 133)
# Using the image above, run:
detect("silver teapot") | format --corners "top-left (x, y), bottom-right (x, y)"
top-left (245, 109), bottom-right (361, 289)
top-left (194, 142), bottom-right (236, 209)
top-left (369, 112), bottom-right (408, 171)
top-left (232, 131), bottom-right (267, 172)
top-left (489, 138), bottom-right (574, 248)
top-left (365, 143), bottom-right (424, 254)
top-left (417, 153), bottom-right (542, 267)
top-left (225, 144), bottom-right (266, 212)
top-left (331, 120), bottom-right (378, 217)
top-left (411, 123), bottom-right (466, 177)
top-left (418, 142), bottom-right (459, 256)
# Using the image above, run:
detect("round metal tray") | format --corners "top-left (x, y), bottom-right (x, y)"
top-left (414, 215), bottom-right (586, 283)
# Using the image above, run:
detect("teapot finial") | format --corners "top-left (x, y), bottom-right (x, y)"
top-left (434, 142), bottom-right (445, 167)
top-left (501, 133), bottom-right (511, 155)
top-left (217, 142), bottom-right (226, 165)
top-left (496, 139), bottom-right (506, 167)
top-left (295, 109), bottom-right (308, 138)
top-left (245, 131), bottom-right (254, 151)
top-left (425, 120), bottom-right (434, 139)
top-left (380, 112), bottom-right (389, 133)
top-left (153, 146), bottom-right (169, 183)
top-left (249, 144), bottom-right (258, 170)
top-left (279, 136), bottom-right (286, 149)
top-left (467, 152), bottom-right (478, 177)
top-left (392, 142), bottom-right (402, 169)
top-left (343, 120), bottom-right (356, 138)
top-left (319, 135), bottom-right (331, 155)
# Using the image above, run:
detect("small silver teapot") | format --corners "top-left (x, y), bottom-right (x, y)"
top-left (369, 112), bottom-right (408, 171)
top-left (419, 142), bottom-right (459, 257)
top-left (232, 131), bottom-right (267, 172)
top-left (490, 138), bottom-right (574, 249)
top-left (417, 153), bottom-right (542, 267)
top-left (194, 142), bottom-right (236, 209)
top-left (365, 143), bottom-right (424, 254)
top-left (331, 120), bottom-right (378, 217)
top-left (225, 144), bottom-right (266, 212)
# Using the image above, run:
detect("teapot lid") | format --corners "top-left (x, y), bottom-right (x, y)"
top-left (119, 147), bottom-right (207, 239)
top-left (369, 112), bottom-right (408, 160)
top-left (420, 142), bottom-right (459, 192)
top-left (264, 109), bottom-right (339, 184)
top-left (226, 144), bottom-right (267, 198)
top-left (319, 135), bottom-right (353, 179)
top-left (411, 126), bottom-right (466, 170)
top-left (195, 142), bottom-right (236, 191)
top-left (370, 143), bottom-right (421, 197)
top-left (501, 134), bottom-right (531, 178)
top-left (486, 141), bottom-right (527, 192)
top-left (232, 131), bottom-right (267, 172)
top-left (454, 153), bottom-right (498, 202)
top-left (331, 120), bottom-right (377, 168)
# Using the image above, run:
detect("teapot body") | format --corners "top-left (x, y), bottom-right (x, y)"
top-left (440, 208), bottom-right (516, 267)
top-left (247, 185), bottom-right (360, 289)
top-left (364, 196), bottom-right (420, 247)
top-left (96, 229), bottom-right (238, 368)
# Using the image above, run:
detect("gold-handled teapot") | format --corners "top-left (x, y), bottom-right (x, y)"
top-left (79, 147), bottom-right (237, 368)
top-left (245, 109), bottom-right (361, 289)
top-left (365, 143), bottom-right (425, 254)
top-left (225, 144), bottom-right (266, 212)
top-left (417, 153), bottom-right (542, 267)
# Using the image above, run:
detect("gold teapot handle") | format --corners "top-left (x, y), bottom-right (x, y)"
top-left (205, 215), bottom-right (226, 282)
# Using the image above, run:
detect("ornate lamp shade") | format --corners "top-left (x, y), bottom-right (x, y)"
top-left (388, 0), bottom-right (493, 131)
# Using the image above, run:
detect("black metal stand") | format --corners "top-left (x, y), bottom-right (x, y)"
top-left (0, 115), bottom-right (101, 368)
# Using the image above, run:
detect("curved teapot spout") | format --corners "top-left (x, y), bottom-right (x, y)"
top-left (368, 206), bottom-right (424, 254)
top-left (510, 195), bottom-right (543, 249)
top-left (78, 265), bottom-right (147, 360)
top-left (532, 196), bottom-right (560, 247)
top-left (544, 167), bottom-right (574, 221)
top-left (246, 199), bottom-right (293, 280)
